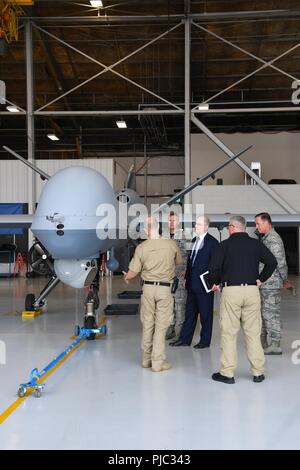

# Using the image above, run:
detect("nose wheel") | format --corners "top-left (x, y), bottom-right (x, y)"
top-left (84, 315), bottom-right (97, 340)
top-left (86, 288), bottom-right (99, 310)
top-left (25, 294), bottom-right (36, 311)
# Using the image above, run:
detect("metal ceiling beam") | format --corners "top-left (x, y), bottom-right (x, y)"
top-left (192, 24), bottom-right (300, 109)
top-left (34, 22), bottom-right (182, 112)
top-left (197, 42), bottom-right (300, 106)
top-left (194, 107), bottom-right (300, 113)
top-left (184, 1), bottom-right (191, 206)
top-left (4, 107), bottom-right (300, 117)
top-left (34, 28), bottom-right (78, 130)
top-left (192, 22), bottom-right (300, 86)
top-left (0, 112), bottom-right (26, 115)
top-left (34, 109), bottom-right (184, 116)
top-left (22, 10), bottom-right (300, 24)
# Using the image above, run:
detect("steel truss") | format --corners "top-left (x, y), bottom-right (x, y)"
top-left (1, 9), bottom-right (300, 214)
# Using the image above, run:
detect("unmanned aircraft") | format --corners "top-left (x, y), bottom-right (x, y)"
top-left (1, 144), bottom-right (298, 336)
top-left (0, 146), bottom-right (141, 335)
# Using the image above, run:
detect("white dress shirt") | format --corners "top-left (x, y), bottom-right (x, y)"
top-left (191, 232), bottom-right (208, 265)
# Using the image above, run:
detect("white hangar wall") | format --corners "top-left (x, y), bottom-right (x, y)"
top-left (191, 131), bottom-right (300, 216)
top-left (0, 159), bottom-right (114, 203)
top-left (191, 131), bottom-right (300, 185)
top-left (0, 155), bottom-right (183, 208)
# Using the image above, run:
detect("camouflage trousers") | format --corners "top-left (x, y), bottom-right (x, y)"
top-left (166, 284), bottom-right (187, 341)
top-left (260, 288), bottom-right (282, 342)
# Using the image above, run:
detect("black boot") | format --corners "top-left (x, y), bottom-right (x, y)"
top-left (212, 372), bottom-right (235, 384)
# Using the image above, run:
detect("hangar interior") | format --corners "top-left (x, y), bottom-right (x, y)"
top-left (0, 0), bottom-right (300, 450)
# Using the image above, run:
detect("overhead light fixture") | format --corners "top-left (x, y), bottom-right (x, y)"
top-left (197, 103), bottom-right (209, 111)
top-left (6, 105), bottom-right (20, 113)
top-left (47, 133), bottom-right (60, 141)
top-left (116, 120), bottom-right (127, 129)
top-left (90, 0), bottom-right (103, 7)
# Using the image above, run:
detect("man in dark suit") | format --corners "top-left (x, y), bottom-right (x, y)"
top-left (170, 215), bottom-right (219, 349)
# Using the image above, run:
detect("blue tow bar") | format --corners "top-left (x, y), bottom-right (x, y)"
top-left (17, 323), bottom-right (107, 398)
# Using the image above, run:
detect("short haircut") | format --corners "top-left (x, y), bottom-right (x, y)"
top-left (230, 215), bottom-right (246, 229)
top-left (196, 215), bottom-right (210, 226)
top-left (169, 211), bottom-right (178, 218)
top-left (255, 212), bottom-right (272, 224)
top-left (144, 216), bottom-right (159, 230)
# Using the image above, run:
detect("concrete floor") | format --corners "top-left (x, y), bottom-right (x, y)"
top-left (0, 274), bottom-right (300, 450)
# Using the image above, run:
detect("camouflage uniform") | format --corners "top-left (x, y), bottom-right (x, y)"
top-left (260, 228), bottom-right (287, 348)
top-left (165, 230), bottom-right (188, 341)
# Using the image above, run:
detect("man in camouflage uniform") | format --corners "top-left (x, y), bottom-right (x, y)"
top-left (255, 212), bottom-right (288, 355)
top-left (165, 212), bottom-right (188, 342)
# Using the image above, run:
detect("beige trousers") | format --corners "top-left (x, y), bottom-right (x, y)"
top-left (140, 284), bottom-right (174, 368)
top-left (219, 286), bottom-right (265, 377)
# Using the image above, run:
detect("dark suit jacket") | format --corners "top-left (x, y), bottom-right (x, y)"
top-left (185, 233), bottom-right (219, 293)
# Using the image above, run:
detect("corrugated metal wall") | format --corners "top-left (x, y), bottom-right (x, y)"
top-left (0, 159), bottom-right (114, 204)
top-left (0, 161), bottom-right (29, 203)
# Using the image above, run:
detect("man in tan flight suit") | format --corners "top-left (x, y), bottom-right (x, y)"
top-left (123, 216), bottom-right (182, 372)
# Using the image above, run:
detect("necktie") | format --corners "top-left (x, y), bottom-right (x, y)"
top-left (191, 238), bottom-right (200, 265)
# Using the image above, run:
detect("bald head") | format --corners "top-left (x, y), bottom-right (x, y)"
top-left (143, 216), bottom-right (159, 239)
top-left (195, 215), bottom-right (210, 236)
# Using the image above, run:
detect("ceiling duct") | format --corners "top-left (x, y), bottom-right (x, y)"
top-left (138, 107), bottom-right (168, 147)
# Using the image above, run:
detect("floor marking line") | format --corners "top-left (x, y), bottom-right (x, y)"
top-left (0, 318), bottom-right (106, 425)
top-left (0, 339), bottom-right (85, 425)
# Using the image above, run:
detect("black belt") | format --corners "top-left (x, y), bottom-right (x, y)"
top-left (143, 281), bottom-right (171, 287)
top-left (222, 282), bottom-right (256, 287)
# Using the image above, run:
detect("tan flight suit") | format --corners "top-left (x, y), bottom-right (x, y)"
top-left (220, 286), bottom-right (264, 378)
top-left (129, 238), bottom-right (182, 370)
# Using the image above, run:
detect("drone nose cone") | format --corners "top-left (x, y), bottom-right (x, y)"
top-left (36, 166), bottom-right (117, 216)
top-left (54, 259), bottom-right (98, 288)
top-left (31, 166), bottom-right (117, 259)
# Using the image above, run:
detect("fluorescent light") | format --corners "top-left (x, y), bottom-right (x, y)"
top-left (90, 1), bottom-right (103, 7)
top-left (197, 103), bottom-right (209, 111)
top-left (116, 120), bottom-right (127, 129)
top-left (47, 133), bottom-right (60, 141)
top-left (6, 105), bottom-right (20, 113)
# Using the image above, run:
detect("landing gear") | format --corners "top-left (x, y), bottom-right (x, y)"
top-left (83, 258), bottom-right (101, 340)
top-left (33, 275), bottom-right (60, 310)
top-left (25, 294), bottom-right (35, 311)
top-left (23, 252), bottom-right (103, 343)
top-left (84, 315), bottom-right (97, 341)
top-left (84, 286), bottom-right (99, 340)
top-left (86, 288), bottom-right (99, 311)
top-left (24, 241), bottom-right (58, 312)
top-left (24, 275), bottom-right (60, 312)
